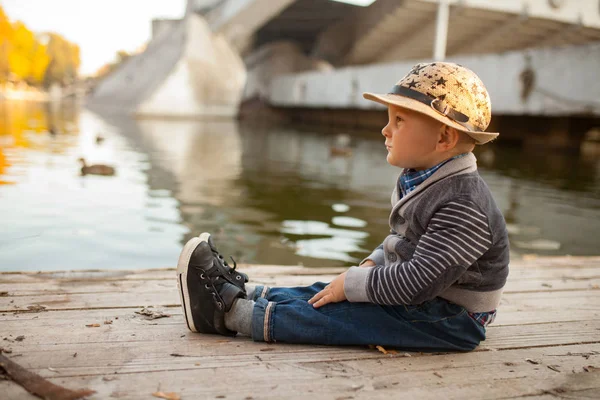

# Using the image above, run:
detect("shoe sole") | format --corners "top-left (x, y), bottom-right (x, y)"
top-left (176, 233), bottom-right (211, 333)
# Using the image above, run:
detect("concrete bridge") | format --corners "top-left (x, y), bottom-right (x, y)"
top-left (87, 0), bottom-right (600, 131)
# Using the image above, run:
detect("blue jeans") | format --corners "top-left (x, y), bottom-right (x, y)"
top-left (250, 282), bottom-right (486, 352)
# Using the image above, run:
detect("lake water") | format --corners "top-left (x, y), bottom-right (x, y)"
top-left (1, 101), bottom-right (599, 271)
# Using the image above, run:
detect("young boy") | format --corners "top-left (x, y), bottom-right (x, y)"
top-left (176, 62), bottom-right (510, 352)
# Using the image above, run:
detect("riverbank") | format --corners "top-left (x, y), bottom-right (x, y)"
top-left (0, 85), bottom-right (49, 102)
top-left (1, 255), bottom-right (599, 399)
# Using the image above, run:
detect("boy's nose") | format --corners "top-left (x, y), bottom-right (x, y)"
top-left (381, 123), bottom-right (392, 138)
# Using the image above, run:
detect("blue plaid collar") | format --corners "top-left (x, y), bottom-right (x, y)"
top-left (399, 153), bottom-right (468, 198)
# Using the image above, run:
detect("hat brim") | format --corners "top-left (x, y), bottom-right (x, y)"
top-left (363, 92), bottom-right (499, 145)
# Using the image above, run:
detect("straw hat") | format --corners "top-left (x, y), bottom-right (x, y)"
top-left (363, 62), bottom-right (498, 144)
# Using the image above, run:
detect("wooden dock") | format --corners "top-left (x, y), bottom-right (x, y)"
top-left (1, 256), bottom-right (599, 399)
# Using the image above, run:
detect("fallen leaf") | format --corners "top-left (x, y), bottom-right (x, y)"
top-left (104, 320), bottom-right (113, 325)
top-left (135, 307), bottom-right (170, 320)
top-left (47, 367), bottom-right (58, 373)
top-left (547, 365), bottom-right (561, 373)
top-left (259, 348), bottom-right (275, 352)
top-left (73, 352), bottom-right (77, 358)
top-left (504, 362), bottom-right (516, 366)
top-left (152, 391), bottom-right (180, 400)
top-left (541, 283), bottom-right (553, 288)
top-left (86, 324), bottom-right (101, 328)
top-left (15, 336), bottom-right (25, 342)
top-left (525, 358), bottom-right (540, 365)
top-left (375, 345), bottom-right (388, 355)
top-left (591, 284), bottom-right (599, 289)
top-left (433, 372), bottom-right (443, 378)
top-left (0, 348), bottom-right (12, 354)
top-left (170, 353), bottom-right (186, 357)
top-left (102, 376), bottom-right (118, 381)
top-left (0, 291), bottom-right (8, 297)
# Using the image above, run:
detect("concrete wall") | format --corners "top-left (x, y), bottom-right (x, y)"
top-left (137, 14), bottom-right (246, 118)
top-left (269, 42), bottom-right (600, 116)
top-left (207, 0), bottom-right (296, 52)
top-left (244, 41), bottom-right (333, 101)
top-left (87, 21), bottom-right (185, 113)
top-left (151, 19), bottom-right (179, 39)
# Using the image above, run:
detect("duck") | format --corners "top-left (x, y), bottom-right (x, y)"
top-left (329, 133), bottom-right (353, 157)
top-left (78, 158), bottom-right (115, 176)
top-left (330, 146), bottom-right (353, 157)
top-left (95, 134), bottom-right (105, 144)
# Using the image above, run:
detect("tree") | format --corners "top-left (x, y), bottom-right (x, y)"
top-left (0, 6), bottom-right (13, 82)
top-left (43, 33), bottom-right (80, 87)
top-left (9, 21), bottom-right (34, 80)
top-left (0, 5), bottom-right (80, 87)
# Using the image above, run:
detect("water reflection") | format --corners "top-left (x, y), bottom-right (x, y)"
top-left (0, 101), bottom-right (599, 271)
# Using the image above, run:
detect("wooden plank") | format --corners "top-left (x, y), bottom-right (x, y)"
top-left (2, 286), bottom-right (598, 326)
top-left (1, 305), bottom-right (598, 353)
top-left (1, 344), bottom-right (597, 399)
top-left (4, 337), bottom-right (600, 376)
top-left (1, 256), bottom-right (599, 399)
top-left (2, 382), bottom-right (39, 400)
top-left (1, 256), bottom-right (599, 283)
top-left (2, 274), bottom-right (598, 296)
top-left (0, 265), bottom-right (347, 283)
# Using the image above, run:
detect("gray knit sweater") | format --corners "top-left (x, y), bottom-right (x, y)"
top-left (344, 152), bottom-right (509, 312)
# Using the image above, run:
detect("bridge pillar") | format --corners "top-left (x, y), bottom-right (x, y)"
top-left (433, 0), bottom-right (450, 60)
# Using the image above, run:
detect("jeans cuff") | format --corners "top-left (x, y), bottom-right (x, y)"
top-left (252, 285), bottom-right (270, 301)
top-left (252, 297), bottom-right (276, 342)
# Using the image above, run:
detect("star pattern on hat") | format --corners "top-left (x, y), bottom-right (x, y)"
top-left (409, 64), bottom-right (427, 76)
top-left (392, 62), bottom-right (491, 132)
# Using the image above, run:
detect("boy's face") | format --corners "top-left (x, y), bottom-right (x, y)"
top-left (382, 104), bottom-right (442, 170)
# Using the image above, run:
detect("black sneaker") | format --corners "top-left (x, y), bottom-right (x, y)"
top-left (177, 235), bottom-right (246, 335)
top-left (198, 232), bottom-right (249, 290)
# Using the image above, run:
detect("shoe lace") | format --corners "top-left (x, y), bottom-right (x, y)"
top-left (196, 269), bottom-right (227, 311)
top-left (217, 253), bottom-right (237, 272)
top-left (216, 253), bottom-right (246, 284)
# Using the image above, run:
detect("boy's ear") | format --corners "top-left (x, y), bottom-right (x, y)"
top-left (437, 125), bottom-right (460, 151)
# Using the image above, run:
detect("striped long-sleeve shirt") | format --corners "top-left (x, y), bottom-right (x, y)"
top-left (344, 153), bottom-right (509, 313)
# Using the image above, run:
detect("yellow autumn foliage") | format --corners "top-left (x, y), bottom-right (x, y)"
top-left (0, 5), bottom-right (79, 86)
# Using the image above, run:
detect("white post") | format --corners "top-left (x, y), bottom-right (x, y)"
top-left (185, 0), bottom-right (195, 17)
top-left (433, 0), bottom-right (450, 60)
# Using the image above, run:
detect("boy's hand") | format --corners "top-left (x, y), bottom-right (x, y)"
top-left (308, 272), bottom-right (347, 308)
top-left (360, 260), bottom-right (375, 268)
